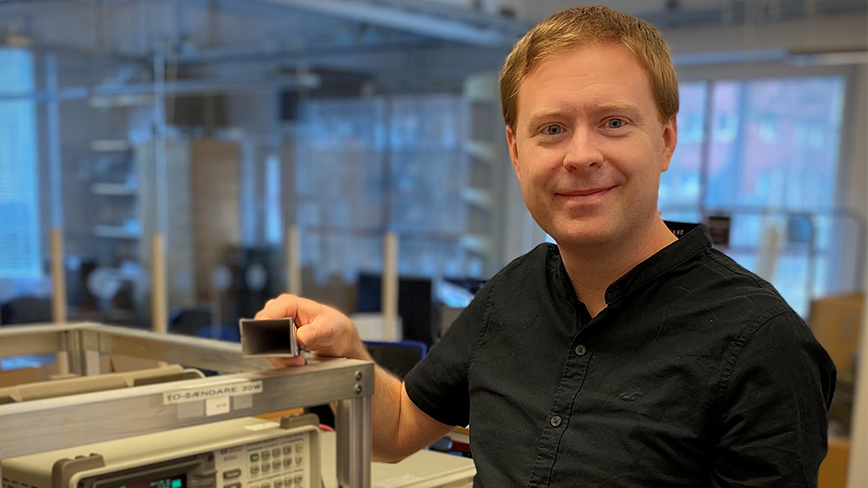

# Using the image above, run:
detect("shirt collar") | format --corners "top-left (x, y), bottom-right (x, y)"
top-left (552, 222), bottom-right (713, 307)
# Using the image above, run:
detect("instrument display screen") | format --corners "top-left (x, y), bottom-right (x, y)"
top-left (105, 474), bottom-right (186, 488)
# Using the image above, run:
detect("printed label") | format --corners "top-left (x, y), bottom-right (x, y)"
top-left (164, 381), bottom-right (264, 405)
top-left (206, 397), bottom-right (231, 416)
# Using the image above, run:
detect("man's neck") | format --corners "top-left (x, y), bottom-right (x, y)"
top-left (559, 218), bottom-right (678, 317)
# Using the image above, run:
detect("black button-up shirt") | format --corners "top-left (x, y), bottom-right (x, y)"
top-left (405, 224), bottom-right (836, 487)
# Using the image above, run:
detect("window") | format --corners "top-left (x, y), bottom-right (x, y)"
top-left (0, 48), bottom-right (40, 279)
top-left (295, 94), bottom-right (473, 282)
top-left (659, 81), bottom-right (707, 221)
top-left (660, 76), bottom-right (848, 316)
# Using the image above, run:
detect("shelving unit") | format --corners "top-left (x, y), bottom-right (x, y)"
top-left (90, 182), bottom-right (137, 196)
top-left (134, 138), bottom-right (241, 313)
top-left (92, 224), bottom-right (141, 240)
top-left (461, 72), bottom-right (509, 277)
top-left (89, 139), bottom-right (132, 152)
top-left (87, 134), bottom-right (139, 247)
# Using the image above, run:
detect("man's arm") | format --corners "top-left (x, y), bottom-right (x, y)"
top-left (258, 295), bottom-right (454, 463)
top-left (367, 362), bottom-right (454, 462)
top-left (711, 312), bottom-right (836, 487)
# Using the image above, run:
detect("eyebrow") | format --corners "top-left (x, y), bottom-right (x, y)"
top-left (595, 102), bottom-right (642, 114)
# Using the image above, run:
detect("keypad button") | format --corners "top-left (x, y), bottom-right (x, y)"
top-left (250, 466), bottom-right (260, 476)
top-left (283, 446), bottom-right (292, 455)
top-left (272, 448), bottom-right (281, 457)
top-left (283, 478), bottom-right (292, 487)
top-left (295, 444), bottom-right (303, 453)
top-left (272, 461), bottom-right (281, 470)
top-left (262, 463), bottom-right (270, 473)
top-left (261, 483), bottom-right (271, 488)
top-left (283, 458), bottom-right (292, 467)
top-left (295, 456), bottom-right (303, 465)
top-left (225, 483), bottom-right (241, 488)
top-left (293, 476), bottom-right (303, 484)
top-left (223, 469), bottom-right (241, 480)
top-left (250, 453), bottom-right (260, 463)
top-left (262, 451), bottom-right (271, 461)
top-left (274, 481), bottom-right (283, 488)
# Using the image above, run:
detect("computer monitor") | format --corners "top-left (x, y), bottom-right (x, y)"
top-left (363, 340), bottom-right (427, 379)
top-left (356, 273), bottom-right (435, 347)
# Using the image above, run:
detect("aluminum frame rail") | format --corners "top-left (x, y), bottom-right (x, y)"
top-left (0, 323), bottom-right (373, 488)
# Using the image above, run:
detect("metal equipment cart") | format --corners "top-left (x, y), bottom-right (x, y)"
top-left (0, 323), bottom-right (373, 488)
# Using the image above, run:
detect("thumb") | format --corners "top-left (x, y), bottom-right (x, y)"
top-left (295, 324), bottom-right (317, 349)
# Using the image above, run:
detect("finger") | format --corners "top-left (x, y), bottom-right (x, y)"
top-left (297, 313), bottom-right (343, 350)
top-left (260, 294), bottom-right (324, 324)
top-left (254, 298), bottom-right (281, 319)
top-left (283, 295), bottom-right (328, 324)
top-left (310, 351), bottom-right (345, 361)
top-left (268, 356), bottom-right (306, 368)
top-left (260, 296), bottom-right (295, 319)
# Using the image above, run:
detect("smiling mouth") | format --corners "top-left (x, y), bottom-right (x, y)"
top-left (557, 186), bottom-right (616, 197)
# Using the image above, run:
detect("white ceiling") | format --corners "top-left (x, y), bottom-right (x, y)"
top-left (523, 0), bottom-right (727, 21)
top-left (0, 0), bottom-right (864, 56)
top-left (462, 0), bottom-right (868, 25)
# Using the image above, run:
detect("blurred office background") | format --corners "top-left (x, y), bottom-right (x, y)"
top-left (0, 1), bottom-right (865, 485)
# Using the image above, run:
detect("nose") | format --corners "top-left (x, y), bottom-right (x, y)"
top-left (563, 126), bottom-right (603, 171)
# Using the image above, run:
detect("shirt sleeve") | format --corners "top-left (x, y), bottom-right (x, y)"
top-left (711, 311), bottom-right (837, 488)
top-left (403, 279), bottom-right (492, 427)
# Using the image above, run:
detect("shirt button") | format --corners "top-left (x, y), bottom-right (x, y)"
top-left (575, 344), bottom-right (587, 356)
top-left (550, 415), bottom-right (562, 427)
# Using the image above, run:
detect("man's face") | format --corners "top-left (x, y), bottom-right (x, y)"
top-left (507, 44), bottom-right (677, 249)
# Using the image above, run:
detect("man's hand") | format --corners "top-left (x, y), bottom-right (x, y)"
top-left (255, 293), bottom-right (453, 462)
top-left (255, 294), bottom-right (369, 367)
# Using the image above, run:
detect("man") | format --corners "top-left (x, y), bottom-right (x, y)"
top-left (260, 6), bottom-right (836, 487)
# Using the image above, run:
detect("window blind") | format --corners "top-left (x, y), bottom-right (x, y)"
top-left (0, 48), bottom-right (40, 279)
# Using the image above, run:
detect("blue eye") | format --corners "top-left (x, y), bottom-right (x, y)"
top-left (606, 118), bottom-right (626, 129)
top-left (544, 125), bottom-right (564, 135)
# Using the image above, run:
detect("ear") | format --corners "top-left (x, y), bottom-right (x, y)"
top-left (506, 125), bottom-right (521, 181)
top-left (661, 115), bottom-right (678, 173)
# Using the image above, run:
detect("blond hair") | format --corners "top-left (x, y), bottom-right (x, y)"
top-left (499, 6), bottom-right (679, 129)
